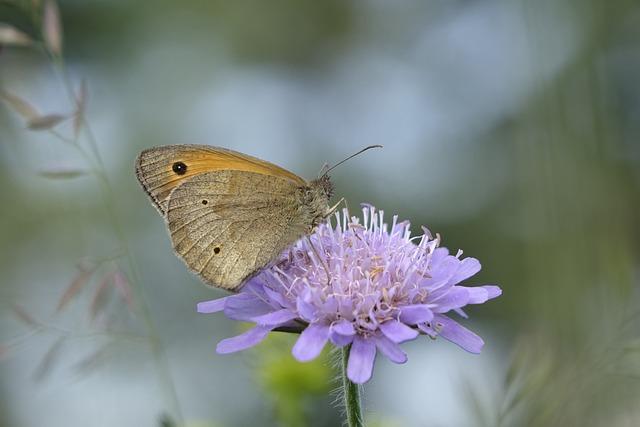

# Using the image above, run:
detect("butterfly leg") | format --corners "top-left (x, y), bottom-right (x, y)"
top-left (327, 197), bottom-right (345, 217)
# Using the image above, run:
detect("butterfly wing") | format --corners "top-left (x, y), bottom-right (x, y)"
top-left (166, 169), bottom-right (308, 290)
top-left (135, 144), bottom-right (306, 215)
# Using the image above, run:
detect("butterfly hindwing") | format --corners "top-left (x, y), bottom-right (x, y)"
top-left (166, 170), bottom-right (307, 289)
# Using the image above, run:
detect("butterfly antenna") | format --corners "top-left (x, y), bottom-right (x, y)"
top-left (321, 145), bottom-right (383, 176)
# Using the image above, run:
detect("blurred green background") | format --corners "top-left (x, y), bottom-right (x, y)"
top-left (1, 0), bottom-right (639, 426)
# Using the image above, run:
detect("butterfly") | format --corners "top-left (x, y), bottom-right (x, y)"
top-left (135, 145), bottom-right (379, 290)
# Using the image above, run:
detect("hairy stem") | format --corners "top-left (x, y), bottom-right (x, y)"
top-left (341, 345), bottom-right (364, 427)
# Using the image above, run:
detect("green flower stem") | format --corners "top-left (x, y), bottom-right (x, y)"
top-left (341, 345), bottom-right (364, 427)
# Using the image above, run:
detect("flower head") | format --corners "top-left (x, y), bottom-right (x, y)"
top-left (198, 205), bottom-right (501, 384)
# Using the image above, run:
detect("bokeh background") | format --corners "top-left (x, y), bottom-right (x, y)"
top-left (1, 0), bottom-right (639, 426)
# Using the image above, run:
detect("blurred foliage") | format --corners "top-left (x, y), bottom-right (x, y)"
top-left (253, 332), bottom-right (335, 427)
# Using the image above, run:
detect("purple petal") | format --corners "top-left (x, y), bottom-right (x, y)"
top-left (197, 298), bottom-right (227, 313)
top-left (430, 247), bottom-right (450, 264)
top-left (296, 295), bottom-right (317, 321)
top-left (241, 278), bottom-right (267, 293)
top-left (431, 255), bottom-right (459, 281)
top-left (466, 285), bottom-right (502, 304)
top-left (216, 325), bottom-right (272, 354)
top-left (430, 286), bottom-right (470, 313)
top-left (379, 320), bottom-right (418, 343)
top-left (224, 293), bottom-right (273, 321)
top-left (450, 257), bottom-right (481, 284)
top-left (329, 331), bottom-right (354, 347)
top-left (263, 286), bottom-right (290, 308)
top-left (252, 309), bottom-right (297, 326)
top-left (331, 319), bottom-right (356, 336)
top-left (375, 336), bottom-right (407, 364)
top-left (399, 304), bottom-right (433, 324)
top-left (434, 315), bottom-right (484, 353)
top-left (466, 287), bottom-right (489, 304)
top-left (337, 296), bottom-right (355, 318)
top-left (347, 336), bottom-right (377, 384)
top-left (484, 285), bottom-right (502, 300)
top-left (292, 323), bottom-right (330, 362)
top-left (322, 295), bottom-right (338, 313)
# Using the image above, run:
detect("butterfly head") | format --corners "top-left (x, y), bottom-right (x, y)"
top-left (297, 175), bottom-right (333, 230)
top-left (311, 173), bottom-right (334, 200)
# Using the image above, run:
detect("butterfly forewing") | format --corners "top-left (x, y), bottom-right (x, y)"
top-left (166, 170), bottom-right (307, 289)
top-left (136, 145), bottom-right (306, 215)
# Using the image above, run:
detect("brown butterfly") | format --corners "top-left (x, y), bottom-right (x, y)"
top-left (135, 145), bottom-right (379, 290)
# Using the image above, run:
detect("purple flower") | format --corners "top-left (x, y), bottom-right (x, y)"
top-left (198, 205), bottom-right (501, 384)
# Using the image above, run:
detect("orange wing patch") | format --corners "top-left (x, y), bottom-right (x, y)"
top-left (135, 145), bottom-right (306, 214)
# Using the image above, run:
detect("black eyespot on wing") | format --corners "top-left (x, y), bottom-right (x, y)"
top-left (213, 247), bottom-right (221, 254)
top-left (202, 200), bottom-right (208, 205)
top-left (172, 161), bottom-right (187, 175)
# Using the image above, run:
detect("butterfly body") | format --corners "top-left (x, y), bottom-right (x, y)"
top-left (135, 145), bottom-right (333, 290)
